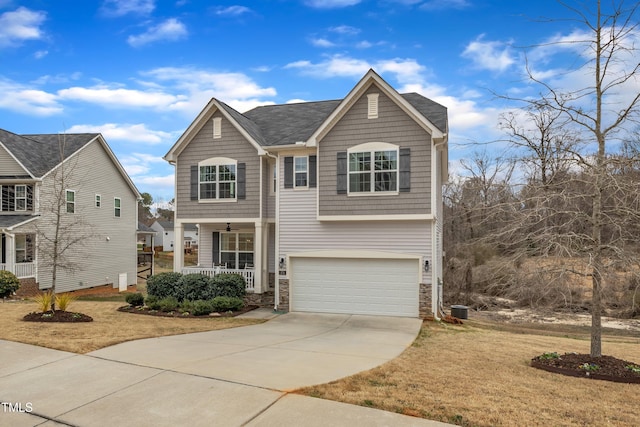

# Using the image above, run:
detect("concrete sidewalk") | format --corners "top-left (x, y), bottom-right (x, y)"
top-left (0, 312), bottom-right (453, 426)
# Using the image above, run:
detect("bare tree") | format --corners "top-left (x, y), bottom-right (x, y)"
top-left (502, 0), bottom-right (640, 357)
top-left (36, 134), bottom-right (93, 310)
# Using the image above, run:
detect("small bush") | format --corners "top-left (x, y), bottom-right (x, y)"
top-left (145, 295), bottom-right (161, 310)
top-left (146, 272), bottom-right (183, 299)
top-left (211, 296), bottom-right (244, 312)
top-left (179, 300), bottom-right (195, 314)
top-left (158, 296), bottom-right (179, 312)
top-left (125, 292), bottom-right (144, 307)
top-left (177, 273), bottom-right (214, 302)
top-left (211, 273), bottom-right (246, 298)
top-left (55, 293), bottom-right (77, 311)
top-left (0, 270), bottom-right (20, 298)
top-left (33, 291), bottom-right (53, 313)
top-left (191, 299), bottom-right (214, 316)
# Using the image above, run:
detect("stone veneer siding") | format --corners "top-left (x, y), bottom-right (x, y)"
top-left (277, 279), bottom-right (289, 312)
top-left (419, 282), bottom-right (432, 318)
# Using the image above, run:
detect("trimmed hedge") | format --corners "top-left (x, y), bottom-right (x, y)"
top-left (177, 273), bottom-right (215, 302)
top-left (125, 292), bottom-right (144, 307)
top-left (0, 270), bottom-right (20, 298)
top-left (211, 296), bottom-right (244, 312)
top-left (211, 273), bottom-right (247, 298)
top-left (146, 272), bottom-right (183, 299)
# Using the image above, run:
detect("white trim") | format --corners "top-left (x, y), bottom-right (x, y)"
top-left (367, 93), bottom-right (379, 119)
top-left (114, 197), bottom-right (121, 218)
top-left (347, 143), bottom-right (399, 195)
top-left (317, 214), bottom-right (433, 221)
top-left (65, 189), bottom-right (76, 214)
top-left (176, 217), bottom-right (262, 224)
top-left (197, 157), bottom-right (238, 202)
top-left (14, 184), bottom-right (27, 212)
top-left (213, 117), bottom-right (222, 139)
top-left (293, 156), bottom-right (308, 189)
top-left (288, 250), bottom-right (421, 260)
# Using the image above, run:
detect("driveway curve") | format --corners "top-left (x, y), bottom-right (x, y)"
top-left (89, 312), bottom-right (422, 391)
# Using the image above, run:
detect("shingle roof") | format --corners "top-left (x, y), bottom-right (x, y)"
top-left (0, 215), bottom-right (37, 228)
top-left (226, 93), bottom-right (447, 147)
top-left (0, 129), bottom-right (98, 177)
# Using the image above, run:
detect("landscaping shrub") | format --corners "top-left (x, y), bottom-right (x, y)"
top-left (211, 273), bottom-right (246, 298)
top-left (177, 273), bottom-right (214, 302)
top-left (55, 293), bottom-right (77, 311)
top-left (191, 299), bottom-right (214, 316)
top-left (179, 300), bottom-right (195, 314)
top-left (211, 296), bottom-right (243, 312)
top-left (125, 292), bottom-right (144, 307)
top-left (158, 296), bottom-right (179, 312)
top-left (0, 270), bottom-right (20, 298)
top-left (146, 272), bottom-right (183, 299)
top-left (33, 291), bottom-right (53, 313)
top-left (144, 295), bottom-right (161, 310)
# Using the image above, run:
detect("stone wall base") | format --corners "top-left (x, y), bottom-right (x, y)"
top-left (244, 291), bottom-right (275, 307)
top-left (277, 278), bottom-right (289, 312)
top-left (419, 282), bottom-right (433, 319)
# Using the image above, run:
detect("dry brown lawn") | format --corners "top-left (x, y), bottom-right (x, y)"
top-left (298, 319), bottom-right (640, 427)
top-left (0, 299), bottom-right (262, 354)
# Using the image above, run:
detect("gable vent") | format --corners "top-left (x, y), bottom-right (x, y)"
top-left (213, 117), bottom-right (222, 139)
top-left (367, 93), bottom-right (379, 119)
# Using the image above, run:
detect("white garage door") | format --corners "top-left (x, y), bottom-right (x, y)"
top-left (290, 257), bottom-right (419, 317)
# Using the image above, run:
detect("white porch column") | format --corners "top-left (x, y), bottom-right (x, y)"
top-left (5, 233), bottom-right (15, 274)
top-left (173, 222), bottom-right (184, 272)
top-left (254, 220), bottom-right (263, 293)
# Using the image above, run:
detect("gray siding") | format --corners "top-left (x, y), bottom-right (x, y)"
top-left (30, 140), bottom-right (137, 292)
top-left (318, 85), bottom-right (432, 216)
top-left (279, 161), bottom-right (432, 281)
top-left (262, 157), bottom-right (276, 219)
top-left (175, 110), bottom-right (260, 219)
top-left (0, 144), bottom-right (27, 176)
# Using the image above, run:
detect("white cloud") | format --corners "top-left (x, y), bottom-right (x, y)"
top-left (305, 0), bottom-right (361, 8)
top-left (0, 7), bottom-right (46, 48)
top-left (127, 18), bottom-right (187, 47)
top-left (101, 0), bottom-right (155, 16)
top-left (462, 35), bottom-right (516, 72)
top-left (0, 78), bottom-right (61, 115)
top-left (66, 123), bottom-right (174, 145)
top-left (214, 5), bottom-right (252, 16)
top-left (58, 85), bottom-right (184, 109)
top-left (311, 38), bottom-right (335, 48)
top-left (329, 25), bottom-right (360, 35)
top-left (34, 50), bottom-right (48, 59)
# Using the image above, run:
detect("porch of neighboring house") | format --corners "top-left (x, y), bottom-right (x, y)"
top-left (1, 232), bottom-right (36, 279)
top-left (174, 221), bottom-right (275, 294)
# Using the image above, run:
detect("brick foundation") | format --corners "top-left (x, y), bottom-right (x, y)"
top-left (16, 282), bottom-right (137, 298)
top-left (15, 278), bottom-right (39, 297)
top-left (419, 282), bottom-right (432, 319)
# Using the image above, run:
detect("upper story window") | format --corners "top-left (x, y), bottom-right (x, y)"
top-left (66, 190), bottom-right (75, 213)
top-left (1, 184), bottom-right (33, 212)
top-left (15, 185), bottom-right (27, 211)
top-left (294, 157), bottom-right (308, 188)
top-left (114, 197), bottom-right (121, 217)
top-left (348, 142), bottom-right (398, 193)
top-left (198, 157), bottom-right (237, 200)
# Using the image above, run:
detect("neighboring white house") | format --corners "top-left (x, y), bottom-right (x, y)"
top-left (164, 69), bottom-right (448, 318)
top-left (150, 220), bottom-right (198, 252)
top-left (0, 129), bottom-right (140, 293)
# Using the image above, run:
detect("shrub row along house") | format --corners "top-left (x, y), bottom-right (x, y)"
top-left (164, 70), bottom-right (449, 318)
top-left (0, 130), bottom-right (140, 295)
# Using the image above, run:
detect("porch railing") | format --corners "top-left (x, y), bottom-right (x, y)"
top-left (0, 262), bottom-right (36, 279)
top-left (180, 267), bottom-right (255, 291)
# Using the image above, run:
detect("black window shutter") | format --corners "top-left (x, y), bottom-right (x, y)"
top-left (284, 157), bottom-right (293, 189)
top-left (237, 162), bottom-right (246, 199)
top-left (309, 155), bottom-right (317, 188)
top-left (212, 232), bottom-right (220, 265)
top-left (190, 165), bottom-right (198, 200)
top-left (399, 148), bottom-right (411, 192)
top-left (336, 151), bottom-right (347, 194)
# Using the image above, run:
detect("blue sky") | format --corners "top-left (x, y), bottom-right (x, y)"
top-left (0, 0), bottom-right (636, 203)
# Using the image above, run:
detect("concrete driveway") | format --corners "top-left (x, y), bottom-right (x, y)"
top-left (0, 312), bottom-right (453, 426)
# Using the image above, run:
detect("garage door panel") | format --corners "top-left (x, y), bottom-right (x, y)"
top-left (290, 257), bottom-right (418, 317)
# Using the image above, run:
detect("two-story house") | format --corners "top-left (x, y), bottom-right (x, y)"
top-left (0, 129), bottom-right (140, 294)
top-left (164, 69), bottom-right (448, 318)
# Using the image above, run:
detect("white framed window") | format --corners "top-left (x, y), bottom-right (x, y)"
top-left (15, 185), bottom-right (27, 211)
top-left (348, 142), bottom-right (398, 194)
top-left (294, 156), bottom-right (308, 188)
top-left (114, 197), bottom-right (121, 217)
top-left (198, 157), bottom-right (237, 200)
top-left (220, 232), bottom-right (254, 269)
top-left (66, 190), bottom-right (75, 213)
top-left (15, 234), bottom-right (34, 263)
top-left (95, 194), bottom-right (101, 208)
top-left (271, 161), bottom-right (277, 194)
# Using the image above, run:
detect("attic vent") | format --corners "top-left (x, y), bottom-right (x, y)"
top-left (367, 93), bottom-right (379, 119)
top-left (213, 117), bottom-right (222, 139)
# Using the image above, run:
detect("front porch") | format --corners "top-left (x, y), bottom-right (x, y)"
top-left (0, 262), bottom-right (36, 279)
top-left (1, 232), bottom-right (36, 279)
top-left (172, 220), bottom-right (275, 294)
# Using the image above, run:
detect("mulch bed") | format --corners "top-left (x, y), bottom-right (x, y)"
top-left (116, 305), bottom-right (259, 318)
top-left (23, 310), bottom-right (93, 322)
top-left (531, 353), bottom-right (640, 383)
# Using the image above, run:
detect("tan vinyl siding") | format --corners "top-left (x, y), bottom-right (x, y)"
top-left (175, 110), bottom-right (260, 219)
top-left (279, 163), bottom-right (432, 281)
top-left (34, 140), bottom-right (137, 292)
top-left (0, 145), bottom-right (28, 176)
top-left (318, 85), bottom-right (431, 216)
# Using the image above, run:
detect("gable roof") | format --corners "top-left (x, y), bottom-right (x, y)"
top-left (164, 69), bottom-right (448, 161)
top-left (153, 220), bottom-right (198, 231)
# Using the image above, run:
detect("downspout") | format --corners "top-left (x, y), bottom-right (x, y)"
top-left (264, 151), bottom-right (279, 311)
top-left (432, 134), bottom-right (448, 319)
